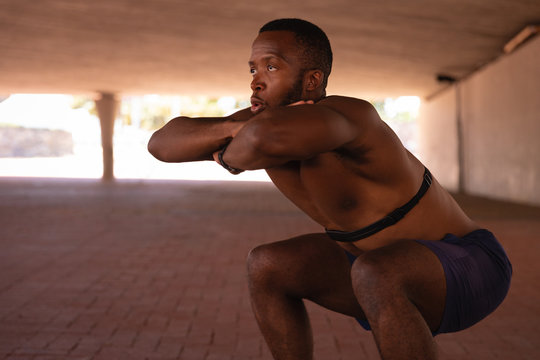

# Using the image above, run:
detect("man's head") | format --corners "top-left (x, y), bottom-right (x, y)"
top-left (249, 18), bottom-right (333, 114)
top-left (259, 19), bottom-right (333, 89)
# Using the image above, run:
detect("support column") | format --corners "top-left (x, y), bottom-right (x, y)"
top-left (95, 92), bottom-right (119, 181)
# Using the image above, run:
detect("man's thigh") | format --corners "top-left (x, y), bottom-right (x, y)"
top-left (351, 240), bottom-right (447, 333)
top-left (248, 233), bottom-right (366, 320)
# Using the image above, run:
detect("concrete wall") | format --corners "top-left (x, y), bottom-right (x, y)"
top-left (418, 35), bottom-right (540, 205)
top-left (418, 86), bottom-right (459, 192)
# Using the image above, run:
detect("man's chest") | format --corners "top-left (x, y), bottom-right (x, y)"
top-left (265, 157), bottom-right (369, 227)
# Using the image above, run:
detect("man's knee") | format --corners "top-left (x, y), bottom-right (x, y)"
top-left (246, 243), bottom-right (280, 285)
top-left (247, 240), bottom-right (308, 295)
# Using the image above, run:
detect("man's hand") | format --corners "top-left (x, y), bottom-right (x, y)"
top-left (212, 149), bottom-right (221, 164)
top-left (288, 100), bottom-right (314, 107)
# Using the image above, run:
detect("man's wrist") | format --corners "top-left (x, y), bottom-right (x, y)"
top-left (217, 143), bottom-right (244, 175)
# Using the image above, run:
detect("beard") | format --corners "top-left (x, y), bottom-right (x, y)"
top-left (279, 71), bottom-right (305, 106)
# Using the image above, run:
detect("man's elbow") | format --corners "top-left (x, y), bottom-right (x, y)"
top-left (147, 131), bottom-right (170, 162)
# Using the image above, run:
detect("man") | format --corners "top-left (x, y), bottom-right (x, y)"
top-left (148, 18), bottom-right (512, 360)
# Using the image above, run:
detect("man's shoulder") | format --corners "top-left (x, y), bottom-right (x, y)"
top-left (317, 95), bottom-right (375, 110)
top-left (318, 95), bottom-right (380, 124)
top-left (319, 95), bottom-right (371, 106)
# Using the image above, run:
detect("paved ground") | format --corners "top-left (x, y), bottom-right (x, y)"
top-left (0, 177), bottom-right (538, 360)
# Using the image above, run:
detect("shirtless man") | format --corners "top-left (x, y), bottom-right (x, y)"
top-left (148, 18), bottom-right (512, 360)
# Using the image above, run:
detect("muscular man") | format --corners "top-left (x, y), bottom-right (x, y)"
top-left (148, 18), bottom-right (512, 360)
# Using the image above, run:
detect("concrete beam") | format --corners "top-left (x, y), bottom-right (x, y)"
top-left (95, 93), bottom-right (119, 181)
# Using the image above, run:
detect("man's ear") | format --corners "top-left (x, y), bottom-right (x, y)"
top-left (304, 70), bottom-right (324, 91)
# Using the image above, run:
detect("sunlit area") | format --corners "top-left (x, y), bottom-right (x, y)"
top-left (0, 94), bottom-right (420, 181)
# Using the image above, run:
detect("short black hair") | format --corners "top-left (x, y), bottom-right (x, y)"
top-left (259, 18), bottom-right (333, 89)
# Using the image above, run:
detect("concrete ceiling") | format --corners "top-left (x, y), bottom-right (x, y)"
top-left (0, 0), bottom-right (539, 99)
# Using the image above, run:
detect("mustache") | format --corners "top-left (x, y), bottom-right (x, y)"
top-left (250, 95), bottom-right (265, 104)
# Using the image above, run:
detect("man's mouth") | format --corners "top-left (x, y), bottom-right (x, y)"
top-left (250, 96), bottom-right (266, 114)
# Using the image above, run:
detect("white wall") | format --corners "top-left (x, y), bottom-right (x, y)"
top-left (418, 35), bottom-right (540, 205)
top-left (418, 87), bottom-right (459, 192)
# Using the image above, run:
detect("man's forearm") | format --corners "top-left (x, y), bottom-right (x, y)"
top-left (221, 112), bottom-right (290, 170)
top-left (220, 102), bottom-right (357, 170)
top-left (148, 114), bottom-right (246, 163)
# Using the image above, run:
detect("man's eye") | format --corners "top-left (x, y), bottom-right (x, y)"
top-left (250, 68), bottom-right (257, 75)
top-left (267, 65), bottom-right (277, 71)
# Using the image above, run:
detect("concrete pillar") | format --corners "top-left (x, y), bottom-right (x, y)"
top-left (95, 93), bottom-right (119, 181)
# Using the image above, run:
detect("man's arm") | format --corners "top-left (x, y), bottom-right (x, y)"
top-left (147, 107), bottom-right (252, 163)
top-left (221, 101), bottom-right (358, 170)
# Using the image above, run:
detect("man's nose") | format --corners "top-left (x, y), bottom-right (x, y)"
top-left (250, 76), bottom-right (265, 92)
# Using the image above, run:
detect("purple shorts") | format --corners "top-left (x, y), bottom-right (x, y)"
top-left (345, 229), bottom-right (512, 335)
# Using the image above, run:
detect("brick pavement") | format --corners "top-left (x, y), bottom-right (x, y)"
top-left (0, 178), bottom-right (538, 359)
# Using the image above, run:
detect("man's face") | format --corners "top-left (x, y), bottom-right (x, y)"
top-left (249, 31), bottom-right (305, 114)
